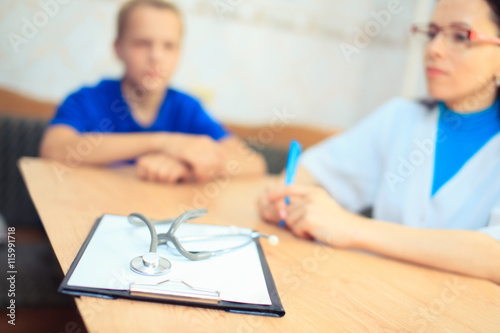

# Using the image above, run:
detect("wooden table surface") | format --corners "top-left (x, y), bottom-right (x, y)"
top-left (19, 157), bottom-right (500, 333)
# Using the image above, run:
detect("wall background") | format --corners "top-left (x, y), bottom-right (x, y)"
top-left (0, 0), bottom-right (433, 129)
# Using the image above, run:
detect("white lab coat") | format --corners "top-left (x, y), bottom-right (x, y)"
top-left (300, 97), bottom-right (500, 241)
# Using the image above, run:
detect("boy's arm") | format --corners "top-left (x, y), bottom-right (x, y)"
top-left (132, 136), bottom-right (267, 182)
top-left (40, 126), bottom-right (266, 179)
top-left (39, 125), bottom-right (224, 177)
top-left (39, 125), bottom-right (166, 165)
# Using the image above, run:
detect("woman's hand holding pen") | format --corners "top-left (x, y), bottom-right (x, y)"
top-left (259, 184), bottom-right (364, 248)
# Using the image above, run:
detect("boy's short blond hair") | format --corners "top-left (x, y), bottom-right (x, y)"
top-left (117, 0), bottom-right (182, 40)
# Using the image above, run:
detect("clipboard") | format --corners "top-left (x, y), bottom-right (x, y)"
top-left (59, 215), bottom-right (285, 317)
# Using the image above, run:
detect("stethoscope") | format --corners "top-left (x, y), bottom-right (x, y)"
top-left (128, 208), bottom-right (279, 276)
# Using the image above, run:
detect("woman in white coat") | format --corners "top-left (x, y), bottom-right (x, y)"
top-left (259, 0), bottom-right (500, 284)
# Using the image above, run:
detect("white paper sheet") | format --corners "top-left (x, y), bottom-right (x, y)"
top-left (67, 214), bottom-right (272, 305)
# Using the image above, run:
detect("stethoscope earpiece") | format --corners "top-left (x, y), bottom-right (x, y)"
top-left (267, 235), bottom-right (279, 246)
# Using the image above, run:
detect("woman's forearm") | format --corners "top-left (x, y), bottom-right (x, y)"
top-left (349, 215), bottom-right (500, 284)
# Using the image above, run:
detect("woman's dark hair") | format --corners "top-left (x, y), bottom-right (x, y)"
top-left (485, 1), bottom-right (500, 27)
top-left (484, 0), bottom-right (500, 100)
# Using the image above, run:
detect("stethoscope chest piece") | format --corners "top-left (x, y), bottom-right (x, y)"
top-left (130, 252), bottom-right (171, 276)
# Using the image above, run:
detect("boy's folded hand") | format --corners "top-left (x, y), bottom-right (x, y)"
top-left (136, 152), bottom-right (193, 184)
top-left (163, 134), bottom-right (226, 182)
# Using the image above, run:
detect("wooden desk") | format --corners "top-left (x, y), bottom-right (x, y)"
top-left (19, 157), bottom-right (500, 333)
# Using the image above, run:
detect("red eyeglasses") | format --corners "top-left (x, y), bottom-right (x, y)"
top-left (411, 24), bottom-right (500, 50)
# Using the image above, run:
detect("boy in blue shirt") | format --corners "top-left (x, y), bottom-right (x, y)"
top-left (40, 0), bottom-right (265, 183)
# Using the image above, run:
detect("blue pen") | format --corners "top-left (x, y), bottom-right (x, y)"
top-left (279, 140), bottom-right (302, 228)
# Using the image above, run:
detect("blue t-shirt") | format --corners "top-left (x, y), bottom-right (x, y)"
top-left (432, 99), bottom-right (500, 196)
top-left (50, 79), bottom-right (230, 140)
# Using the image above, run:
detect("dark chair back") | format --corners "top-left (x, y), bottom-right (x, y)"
top-left (0, 115), bottom-right (47, 227)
